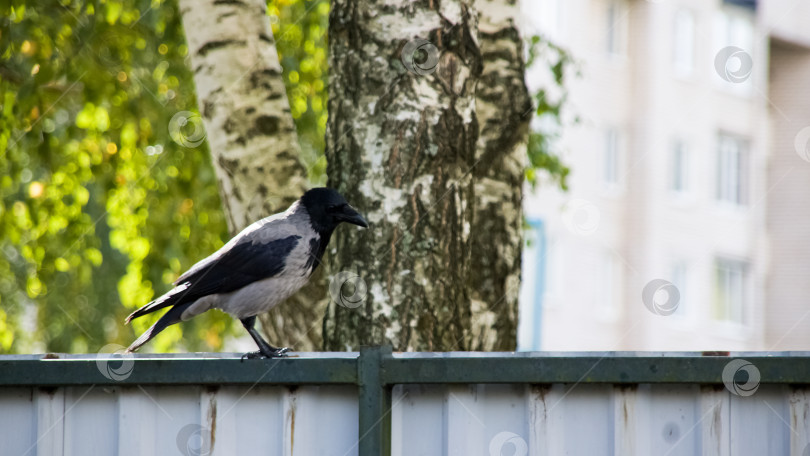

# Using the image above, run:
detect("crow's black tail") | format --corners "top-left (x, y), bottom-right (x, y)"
top-left (125, 282), bottom-right (191, 324)
top-left (126, 302), bottom-right (192, 353)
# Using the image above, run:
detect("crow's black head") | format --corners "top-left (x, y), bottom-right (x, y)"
top-left (300, 187), bottom-right (368, 234)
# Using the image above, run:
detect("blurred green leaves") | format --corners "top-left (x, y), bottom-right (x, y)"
top-left (525, 35), bottom-right (576, 191)
top-left (1, 0), bottom-right (225, 354)
top-left (269, 0), bottom-right (329, 183)
top-left (0, 0), bottom-right (328, 354)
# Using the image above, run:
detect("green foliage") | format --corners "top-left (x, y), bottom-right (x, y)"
top-left (525, 35), bottom-right (576, 191)
top-left (0, 0), bottom-right (234, 353)
top-left (0, 0), bottom-right (330, 354)
top-left (270, 0), bottom-right (329, 184)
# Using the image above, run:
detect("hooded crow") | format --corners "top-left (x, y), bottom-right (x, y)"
top-left (125, 187), bottom-right (368, 358)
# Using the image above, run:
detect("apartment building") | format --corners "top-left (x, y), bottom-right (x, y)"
top-left (518, 0), bottom-right (810, 351)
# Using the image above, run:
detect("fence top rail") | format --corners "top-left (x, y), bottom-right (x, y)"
top-left (2, 350), bottom-right (810, 387)
top-left (5, 350), bottom-right (810, 360)
top-left (0, 352), bottom-right (360, 361)
top-left (390, 350), bottom-right (810, 358)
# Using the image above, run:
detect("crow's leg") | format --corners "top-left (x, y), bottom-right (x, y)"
top-left (240, 316), bottom-right (289, 360)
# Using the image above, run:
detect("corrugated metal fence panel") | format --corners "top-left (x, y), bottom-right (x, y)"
top-left (0, 385), bottom-right (358, 456)
top-left (4, 351), bottom-right (810, 455)
top-left (392, 384), bottom-right (808, 456)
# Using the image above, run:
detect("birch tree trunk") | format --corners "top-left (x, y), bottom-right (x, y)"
top-left (179, 0), bottom-right (307, 229)
top-left (180, 0), bottom-right (323, 350)
top-left (322, 0), bottom-right (483, 351)
top-left (468, 0), bottom-right (531, 351)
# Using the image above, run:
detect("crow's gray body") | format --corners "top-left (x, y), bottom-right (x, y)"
top-left (177, 201), bottom-right (318, 321)
top-left (125, 188), bottom-right (366, 357)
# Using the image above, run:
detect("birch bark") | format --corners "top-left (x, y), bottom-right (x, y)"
top-left (469, 0), bottom-right (531, 351)
top-left (322, 0), bottom-right (483, 351)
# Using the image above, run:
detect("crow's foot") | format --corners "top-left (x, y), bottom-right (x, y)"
top-left (241, 351), bottom-right (263, 361)
top-left (240, 347), bottom-right (290, 361)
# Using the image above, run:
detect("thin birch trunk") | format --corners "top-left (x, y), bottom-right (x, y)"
top-left (469, 0), bottom-right (531, 351)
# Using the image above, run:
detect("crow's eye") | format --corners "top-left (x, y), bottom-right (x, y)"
top-left (326, 204), bottom-right (343, 213)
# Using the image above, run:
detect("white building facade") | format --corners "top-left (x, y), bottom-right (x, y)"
top-left (519, 0), bottom-right (810, 351)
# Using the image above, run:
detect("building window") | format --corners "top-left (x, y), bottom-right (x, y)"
top-left (714, 258), bottom-right (748, 324)
top-left (603, 128), bottom-right (620, 187)
top-left (598, 251), bottom-right (619, 314)
top-left (670, 262), bottom-right (688, 317)
top-left (723, 0), bottom-right (756, 8)
top-left (673, 10), bottom-right (696, 76)
top-left (716, 134), bottom-right (748, 205)
top-left (671, 140), bottom-right (689, 193)
top-left (606, 1), bottom-right (626, 56)
top-left (714, 9), bottom-right (754, 93)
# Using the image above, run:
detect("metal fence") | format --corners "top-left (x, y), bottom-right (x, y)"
top-left (2, 347), bottom-right (810, 455)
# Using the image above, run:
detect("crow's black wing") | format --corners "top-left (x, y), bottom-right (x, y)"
top-left (126, 234), bottom-right (301, 323)
top-left (178, 234), bottom-right (302, 297)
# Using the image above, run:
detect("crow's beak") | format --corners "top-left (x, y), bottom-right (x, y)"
top-left (338, 205), bottom-right (369, 228)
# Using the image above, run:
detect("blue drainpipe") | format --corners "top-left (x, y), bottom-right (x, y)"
top-left (526, 218), bottom-right (546, 351)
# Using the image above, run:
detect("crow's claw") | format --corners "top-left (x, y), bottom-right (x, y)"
top-left (240, 347), bottom-right (290, 361)
top-left (241, 351), bottom-right (263, 361)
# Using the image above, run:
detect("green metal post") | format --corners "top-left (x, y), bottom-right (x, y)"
top-left (357, 346), bottom-right (393, 456)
